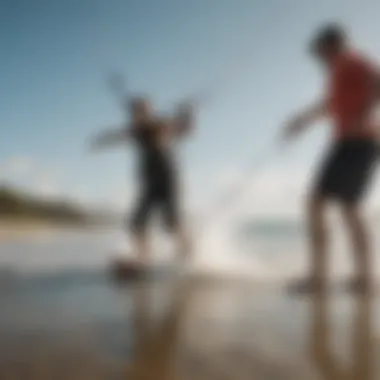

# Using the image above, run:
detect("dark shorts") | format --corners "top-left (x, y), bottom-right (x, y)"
top-left (129, 178), bottom-right (179, 234)
top-left (313, 139), bottom-right (378, 204)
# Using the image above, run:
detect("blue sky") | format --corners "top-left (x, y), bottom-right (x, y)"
top-left (2, 0), bottom-right (380, 214)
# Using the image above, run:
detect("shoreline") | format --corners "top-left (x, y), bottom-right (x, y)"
top-left (0, 219), bottom-right (118, 242)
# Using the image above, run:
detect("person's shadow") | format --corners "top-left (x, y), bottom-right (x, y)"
top-left (309, 293), bottom-right (374, 380)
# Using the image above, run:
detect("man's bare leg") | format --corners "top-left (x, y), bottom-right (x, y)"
top-left (112, 228), bottom-right (149, 280)
top-left (309, 196), bottom-right (329, 288)
top-left (134, 231), bottom-right (150, 266)
top-left (341, 204), bottom-right (372, 293)
top-left (290, 196), bottom-right (329, 293)
top-left (175, 225), bottom-right (191, 262)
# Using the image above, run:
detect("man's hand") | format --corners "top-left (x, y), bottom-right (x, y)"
top-left (88, 133), bottom-right (103, 152)
top-left (280, 100), bottom-right (327, 143)
top-left (87, 128), bottom-right (129, 152)
top-left (176, 101), bottom-right (194, 117)
top-left (172, 101), bottom-right (194, 137)
top-left (281, 115), bottom-right (305, 142)
top-left (87, 132), bottom-right (107, 153)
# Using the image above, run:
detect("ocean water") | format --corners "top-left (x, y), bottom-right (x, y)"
top-left (1, 217), bottom-right (380, 280)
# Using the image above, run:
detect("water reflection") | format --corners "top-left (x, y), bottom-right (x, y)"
top-left (309, 294), bottom-right (374, 380)
top-left (0, 265), bottom-right (378, 380)
top-left (126, 279), bottom-right (190, 379)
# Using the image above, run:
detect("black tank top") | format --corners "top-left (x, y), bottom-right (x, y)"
top-left (132, 121), bottom-right (174, 182)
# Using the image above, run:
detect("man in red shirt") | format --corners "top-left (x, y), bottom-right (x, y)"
top-left (282, 24), bottom-right (380, 293)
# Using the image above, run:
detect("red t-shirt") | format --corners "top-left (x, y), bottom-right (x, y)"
top-left (327, 51), bottom-right (378, 140)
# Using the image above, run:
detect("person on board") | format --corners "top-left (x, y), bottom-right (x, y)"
top-left (91, 96), bottom-right (194, 269)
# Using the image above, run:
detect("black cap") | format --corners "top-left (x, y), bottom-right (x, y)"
top-left (309, 23), bottom-right (346, 55)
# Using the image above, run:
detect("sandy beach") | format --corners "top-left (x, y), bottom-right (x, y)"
top-left (0, 221), bottom-right (115, 243)
top-left (0, 273), bottom-right (377, 380)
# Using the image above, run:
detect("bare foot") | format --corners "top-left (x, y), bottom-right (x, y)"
top-left (178, 237), bottom-right (192, 263)
top-left (345, 277), bottom-right (372, 295)
top-left (287, 277), bottom-right (327, 295)
top-left (111, 258), bottom-right (147, 282)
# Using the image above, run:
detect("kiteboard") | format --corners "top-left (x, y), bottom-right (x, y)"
top-left (109, 256), bottom-right (185, 284)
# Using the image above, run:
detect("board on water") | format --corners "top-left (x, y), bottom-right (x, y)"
top-left (109, 257), bottom-right (183, 284)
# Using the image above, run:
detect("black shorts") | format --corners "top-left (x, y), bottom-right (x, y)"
top-left (313, 139), bottom-right (378, 204)
top-left (129, 179), bottom-right (179, 233)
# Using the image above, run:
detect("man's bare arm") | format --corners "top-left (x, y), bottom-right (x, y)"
top-left (282, 100), bottom-right (327, 141)
top-left (165, 103), bottom-right (194, 138)
top-left (89, 126), bottom-right (131, 151)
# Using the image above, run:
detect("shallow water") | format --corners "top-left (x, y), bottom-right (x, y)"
top-left (1, 228), bottom-right (380, 379)
top-left (1, 271), bottom-right (380, 379)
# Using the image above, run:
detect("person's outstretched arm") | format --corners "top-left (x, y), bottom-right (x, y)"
top-left (89, 125), bottom-right (131, 151)
top-left (281, 100), bottom-right (327, 141)
top-left (165, 103), bottom-right (194, 138)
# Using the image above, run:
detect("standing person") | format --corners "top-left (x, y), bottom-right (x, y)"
top-left (282, 24), bottom-right (380, 293)
top-left (90, 96), bottom-right (194, 268)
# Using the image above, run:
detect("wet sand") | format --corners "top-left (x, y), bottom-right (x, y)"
top-left (0, 275), bottom-right (378, 379)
